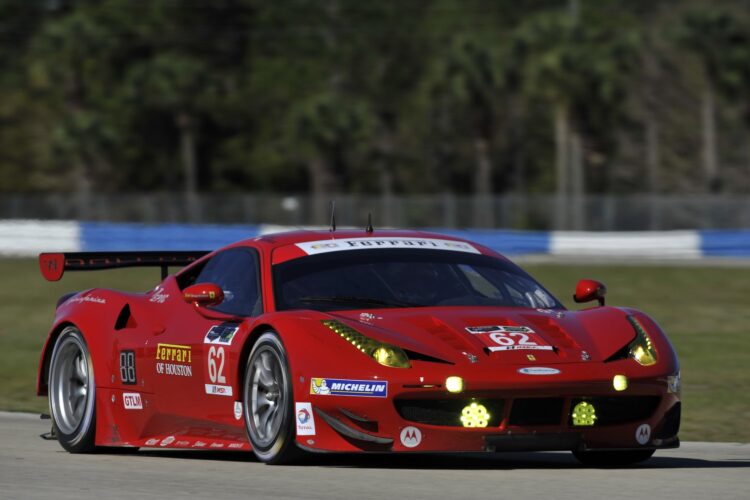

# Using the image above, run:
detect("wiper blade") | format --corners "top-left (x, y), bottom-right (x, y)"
top-left (297, 296), bottom-right (423, 308)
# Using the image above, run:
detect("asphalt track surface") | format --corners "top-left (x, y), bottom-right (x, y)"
top-left (2, 412), bottom-right (749, 500)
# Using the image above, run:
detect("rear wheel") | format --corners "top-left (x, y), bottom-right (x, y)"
top-left (572, 449), bottom-right (655, 467)
top-left (48, 326), bottom-right (97, 453)
top-left (243, 331), bottom-right (300, 464)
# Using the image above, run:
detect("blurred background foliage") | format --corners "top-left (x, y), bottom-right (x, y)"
top-left (2, 0), bottom-right (750, 206)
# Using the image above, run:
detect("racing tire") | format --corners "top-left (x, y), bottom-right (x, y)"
top-left (243, 331), bottom-right (301, 464)
top-left (48, 326), bottom-right (97, 453)
top-left (572, 449), bottom-right (655, 467)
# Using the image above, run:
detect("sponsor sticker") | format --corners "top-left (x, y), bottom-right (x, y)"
top-left (123, 392), bottom-right (142, 410)
top-left (228, 443), bottom-right (243, 449)
top-left (160, 436), bottom-right (175, 447)
top-left (295, 402), bottom-right (316, 436)
top-left (67, 294), bottom-right (106, 305)
top-left (310, 378), bottom-right (388, 398)
top-left (635, 424), bottom-right (651, 445)
top-left (192, 441), bottom-right (207, 448)
top-left (205, 384), bottom-right (233, 397)
top-left (234, 401), bottom-right (243, 421)
top-left (359, 312), bottom-right (382, 323)
top-left (210, 443), bottom-right (224, 448)
top-left (145, 438), bottom-right (159, 446)
top-left (150, 286), bottom-right (169, 304)
top-left (204, 324), bottom-right (239, 346)
top-left (296, 237), bottom-right (481, 255)
top-left (400, 426), bottom-right (422, 448)
top-left (155, 343), bottom-right (192, 377)
top-left (176, 440), bottom-right (190, 447)
top-left (517, 367), bottom-right (560, 375)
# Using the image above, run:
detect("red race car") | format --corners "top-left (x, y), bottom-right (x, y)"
top-left (37, 230), bottom-right (680, 465)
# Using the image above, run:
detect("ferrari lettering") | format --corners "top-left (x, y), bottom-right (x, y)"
top-left (310, 378), bottom-right (387, 398)
top-left (156, 344), bottom-right (192, 363)
top-left (296, 237), bottom-right (480, 255)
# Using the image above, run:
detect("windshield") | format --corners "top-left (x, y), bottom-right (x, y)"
top-left (273, 249), bottom-right (563, 312)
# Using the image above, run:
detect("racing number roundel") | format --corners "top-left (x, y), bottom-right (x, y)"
top-left (208, 346), bottom-right (226, 384)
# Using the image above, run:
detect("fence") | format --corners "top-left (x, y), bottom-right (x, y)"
top-left (1, 193), bottom-right (750, 230)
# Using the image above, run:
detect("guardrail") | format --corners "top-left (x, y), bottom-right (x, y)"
top-left (2, 220), bottom-right (749, 259)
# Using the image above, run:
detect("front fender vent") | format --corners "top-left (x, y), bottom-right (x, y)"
top-left (114, 304), bottom-right (137, 330)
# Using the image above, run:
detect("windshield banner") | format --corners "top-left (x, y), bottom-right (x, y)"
top-left (296, 237), bottom-right (480, 255)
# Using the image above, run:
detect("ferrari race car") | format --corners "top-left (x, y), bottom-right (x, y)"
top-left (37, 229), bottom-right (681, 465)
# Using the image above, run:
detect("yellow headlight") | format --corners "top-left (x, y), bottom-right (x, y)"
top-left (613, 374), bottom-right (628, 391)
top-left (571, 401), bottom-right (597, 426)
top-left (322, 320), bottom-right (411, 368)
top-left (445, 376), bottom-right (464, 394)
top-left (626, 316), bottom-right (657, 366)
top-left (460, 402), bottom-right (489, 427)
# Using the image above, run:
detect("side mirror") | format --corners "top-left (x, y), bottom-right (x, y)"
top-left (183, 283), bottom-right (224, 308)
top-left (573, 279), bottom-right (606, 306)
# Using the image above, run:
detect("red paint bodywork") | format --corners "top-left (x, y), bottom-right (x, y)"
top-left (37, 230), bottom-right (680, 454)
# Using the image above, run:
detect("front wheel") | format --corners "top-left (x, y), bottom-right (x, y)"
top-left (243, 331), bottom-right (300, 464)
top-left (48, 326), bottom-right (97, 453)
top-left (572, 449), bottom-right (655, 467)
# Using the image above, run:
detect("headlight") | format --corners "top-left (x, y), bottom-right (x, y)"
top-left (626, 316), bottom-right (657, 366)
top-left (322, 320), bottom-right (411, 368)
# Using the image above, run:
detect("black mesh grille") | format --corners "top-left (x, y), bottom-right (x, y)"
top-left (395, 398), bottom-right (504, 427)
top-left (569, 396), bottom-right (661, 426)
top-left (508, 398), bottom-right (564, 426)
top-left (656, 402), bottom-right (681, 439)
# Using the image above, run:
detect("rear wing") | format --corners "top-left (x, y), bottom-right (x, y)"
top-left (39, 251), bottom-right (210, 281)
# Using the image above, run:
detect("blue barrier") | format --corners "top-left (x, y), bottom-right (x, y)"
top-left (429, 228), bottom-right (551, 255)
top-left (700, 230), bottom-right (750, 257)
top-left (80, 222), bottom-right (262, 251)
top-left (3, 219), bottom-right (750, 258)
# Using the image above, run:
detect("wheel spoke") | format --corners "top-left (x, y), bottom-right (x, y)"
top-left (75, 354), bottom-right (87, 383)
top-left (254, 359), bottom-right (274, 388)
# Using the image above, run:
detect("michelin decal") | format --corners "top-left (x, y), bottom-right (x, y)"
top-left (310, 378), bottom-right (387, 398)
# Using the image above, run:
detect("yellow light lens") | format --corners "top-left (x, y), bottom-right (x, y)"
top-left (460, 402), bottom-right (489, 428)
top-left (627, 316), bottom-right (657, 366)
top-left (613, 374), bottom-right (628, 391)
top-left (322, 320), bottom-right (410, 368)
top-left (571, 401), bottom-right (597, 426)
top-left (445, 376), bottom-right (464, 393)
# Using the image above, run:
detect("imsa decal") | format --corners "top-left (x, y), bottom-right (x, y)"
top-left (310, 378), bottom-right (387, 398)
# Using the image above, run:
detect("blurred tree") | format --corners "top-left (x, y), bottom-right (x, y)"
top-left (0, 0), bottom-right (49, 191)
top-left (513, 3), bottom-right (639, 228)
top-left (676, 6), bottom-right (749, 192)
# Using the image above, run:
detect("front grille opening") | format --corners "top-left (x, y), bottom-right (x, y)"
top-left (656, 402), bottom-right (681, 439)
top-left (395, 398), bottom-right (504, 427)
top-left (568, 396), bottom-right (661, 426)
top-left (508, 398), bottom-right (564, 426)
